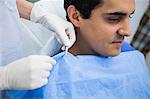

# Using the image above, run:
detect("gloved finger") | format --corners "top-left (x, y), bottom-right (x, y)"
top-left (61, 46), bottom-right (66, 51)
top-left (38, 71), bottom-right (50, 78)
top-left (41, 63), bottom-right (53, 71)
top-left (39, 56), bottom-right (56, 64)
top-left (42, 71), bottom-right (50, 78)
top-left (37, 78), bottom-right (48, 88)
top-left (56, 30), bottom-right (71, 47)
top-left (30, 79), bottom-right (48, 89)
top-left (28, 55), bottom-right (56, 64)
top-left (40, 79), bottom-right (48, 86)
top-left (43, 57), bottom-right (56, 64)
top-left (34, 63), bottom-right (53, 71)
top-left (66, 24), bottom-right (76, 47)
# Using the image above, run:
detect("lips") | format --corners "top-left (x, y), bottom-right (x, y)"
top-left (112, 40), bottom-right (124, 47)
top-left (112, 40), bottom-right (123, 44)
top-left (112, 35), bottom-right (124, 44)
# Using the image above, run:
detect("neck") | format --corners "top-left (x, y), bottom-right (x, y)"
top-left (69, 30), bottom-right (95, 56)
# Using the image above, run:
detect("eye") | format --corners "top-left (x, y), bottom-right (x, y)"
top-left (129, 14), bottom-right (134, 19)
top-left (129, 11), bottom-right (135, 19)
top-left (106, 16), bottom-right (122, 23)
top-left (128, 14), bottom-right (134, 21)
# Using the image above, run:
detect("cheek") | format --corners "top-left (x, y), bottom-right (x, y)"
top-left (80, 19), bottom-right (119, 47)
top-left (80, 24), bottom-right (101, 43)
top-left (82, 23), bottom-right (117, 43)
top-left (80, 26), bottom-right (107, 51)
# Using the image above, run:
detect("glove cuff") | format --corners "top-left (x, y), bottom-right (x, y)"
top-left (0, 67), bottom-right (9, 90)
top-left (30, 3), bottom-right (47, 23)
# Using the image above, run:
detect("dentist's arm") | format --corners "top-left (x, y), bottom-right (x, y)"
top-left (0, 0), bottom-right (76, 90)
top-left (16, 0), bottom-right (75, 48)
top-left (0, 0), bottom-right (58, 90)
top-left (16, 0), bottom-right (33, 20)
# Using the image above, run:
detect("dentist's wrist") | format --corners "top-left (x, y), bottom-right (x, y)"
top-left (16, 0), bottom-right (33, 20)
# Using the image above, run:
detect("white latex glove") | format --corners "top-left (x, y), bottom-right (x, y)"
top-left (30, 2), bottom-right (76, 49)
top-left (0, 55), bottom-right (56, 90)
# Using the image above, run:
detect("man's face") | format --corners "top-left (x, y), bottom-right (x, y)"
top-left (76, 0), bottom-right (135, 56)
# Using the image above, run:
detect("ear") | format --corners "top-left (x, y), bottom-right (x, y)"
top-left (67, 5), bottom-right (82, 27)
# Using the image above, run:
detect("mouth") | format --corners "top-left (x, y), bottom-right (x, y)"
top-left (112, 40), bottom-right (123, 43)
top-left (112, 35), bottom-right (124, 44)
top-left (112, 40), bottom-right (124, 46)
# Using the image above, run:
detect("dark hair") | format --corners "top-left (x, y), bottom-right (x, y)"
top-left (64, 0), bottom-right (103, 19)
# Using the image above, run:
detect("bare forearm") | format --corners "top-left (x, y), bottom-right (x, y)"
top-left (16, 0), bottom-right (33, 20)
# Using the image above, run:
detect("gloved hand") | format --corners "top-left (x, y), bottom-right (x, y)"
top-left (30, 2), bottom-right (76, 49)
top-left (0, 55), bottom-right (56, 90)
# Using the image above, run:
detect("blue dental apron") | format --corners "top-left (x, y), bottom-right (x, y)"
top-left (7, 50), bottom-right (150, 99)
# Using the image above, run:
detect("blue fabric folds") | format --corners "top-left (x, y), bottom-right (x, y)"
top-left (7, 51), bottom-right (150, 99)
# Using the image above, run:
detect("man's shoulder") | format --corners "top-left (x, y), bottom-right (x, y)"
top-left (120, 50), bottom-right (144, 59)
top-left (120, 50), bottom-right (145, 63)
top-left (120, 50), bottom-right (148, 73)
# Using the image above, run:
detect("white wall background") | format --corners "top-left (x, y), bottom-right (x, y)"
top-left (125, 0), bottom-right (149, 43)
top-left (125, 0), bottom-right (150, 71)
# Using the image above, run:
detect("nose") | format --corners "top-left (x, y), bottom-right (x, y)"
top-left (118, 18), bottom-right (132, 37)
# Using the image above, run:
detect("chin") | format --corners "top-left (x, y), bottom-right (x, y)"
top-left (110, 53), bottom-right (120, 57)
top-left (103, 49), bottom-right (121, 57)
top-left (109, 50), bottom-right (121, 57)
top-left (95, 48), bottom-right (121, 57)
top-left (96, 51), bottom-right (120, 57)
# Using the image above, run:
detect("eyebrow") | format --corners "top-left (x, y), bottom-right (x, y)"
top-left (105, 10), bottom-right (135, 16)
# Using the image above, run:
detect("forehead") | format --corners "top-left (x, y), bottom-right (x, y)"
top-left (95, 0), bottom-right (135, 13)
